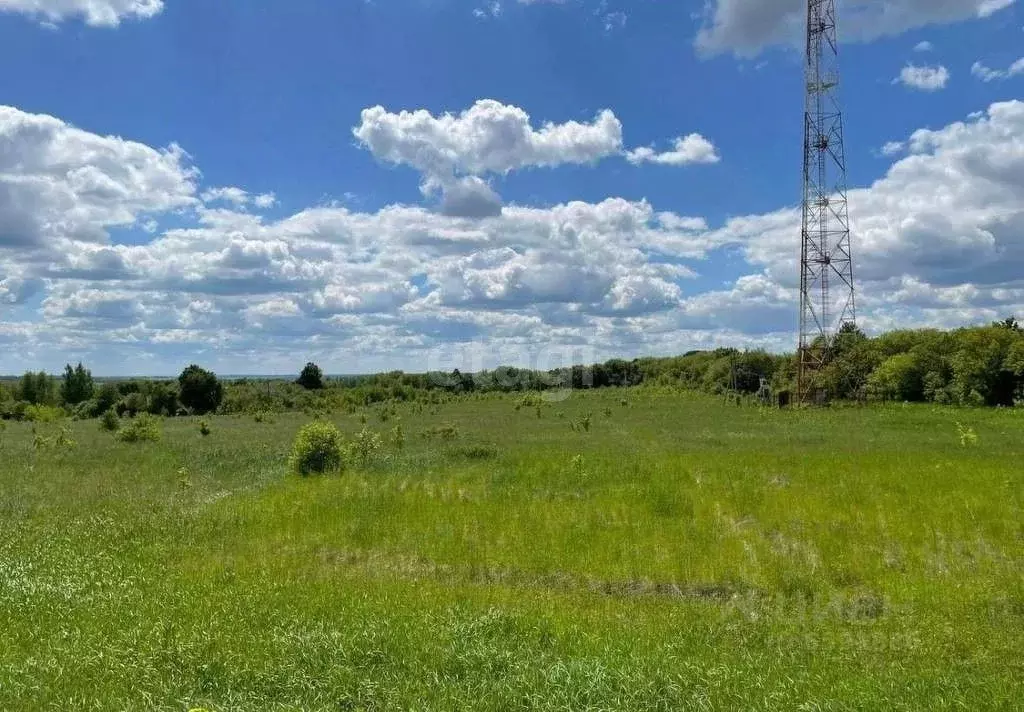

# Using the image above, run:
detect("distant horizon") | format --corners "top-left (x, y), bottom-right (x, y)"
top-left (4, 314), bottom-right (1022, 380)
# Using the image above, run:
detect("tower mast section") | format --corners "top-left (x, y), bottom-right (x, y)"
top-left (798, 0), bottom-right (857, 404)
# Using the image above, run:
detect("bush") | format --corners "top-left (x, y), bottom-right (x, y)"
top-left (956, 422), bottom-right (979, 447)
top-left (99, 409), bottom-right (120, 432)
top-left (118, 391), bottom-right (148, 417)
top-left (32, 425), bottom-right (76, 452)
top-left (290, 421), bottom-right (344, 476)
top-left (116, 413), bottom-right (162, 443)
top-left (348, 427), bottom-right (382, 465)
top-left (390, 424), bottom-right (405, 450)
top-left (94, 383), bottom-right (120, 414)
top-left (24, 404), bottom-right (65, 424)
top-left (447, 443), bottom-right (499, 460)
top-left (420, 423), bottom-right (459, 440)
top-left (147, 382), bottom-right (179, 416)
top-left (71, 399), bottom-right (99, 420)
top-left (178, 365), bottom-right (224, 415)
top-left (0, 400), bottom-right (28, 422)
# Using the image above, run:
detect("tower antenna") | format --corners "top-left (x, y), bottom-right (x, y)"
top-left (798, 0), bottom-right (856, 404)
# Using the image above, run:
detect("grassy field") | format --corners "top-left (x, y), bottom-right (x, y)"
top-left (1, 389), bottom-right (1022, 710)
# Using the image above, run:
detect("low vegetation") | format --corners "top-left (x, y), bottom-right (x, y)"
top-left (289, 420), bottom-right (345, 475)
top-left (0, 389), bottom-right (1019, 709)
top-left (114, 413), bottom-right (162, 443)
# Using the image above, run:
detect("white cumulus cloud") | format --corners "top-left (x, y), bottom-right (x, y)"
top-left (894, 64), bottom-right (950, 91)
top-left (354, 100), bottom-right (624, 179)
top-left (3, 100), bottom-right (1024, 373)
top-left (626, 134), bottom-right (721, 166)
top-left (696, 0), bottom-right (1014, 57)
top-left (705, 101), bottom-right (1024, 318)
top-left (0, 104), bottom-right (198, 252)
top-left (353, 100), bottom-right (716, 217)
top-left (353, 100), bottom-right (625, 217)
top-left (971, 57), bottom-right (1024, 82)
top-left (0, 0), bottom-right (163, 26)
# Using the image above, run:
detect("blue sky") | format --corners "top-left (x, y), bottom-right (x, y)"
top-left (0, 0), bottom-right (1022, 375)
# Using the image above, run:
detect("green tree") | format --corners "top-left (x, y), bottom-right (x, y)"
top-left (119, 392), bottom-right (148, 417)
top-left (17, 372), bottom-right (37, 404)
top-left (1007, 339), bottom-right (1024, 377)
top-left (867, 354), bottom-right (922, 402)
top-left (95, 382), bottom-right (120, 414)
top-left (832, 322), bottom-right (868, 359)
top-left (178, 365), bottom-right (224, 415)
top-left (17, 371), bottom-right (54, 406)
top-left (950, 327), bottom-right (1018, 406)
top-left (60, 362), bottom-right (94, 406)
top-left (296, 362), bottom-right (325, 390)
top-left (146, 382), bottom-right (179, 415)
top-left (820, 339), bottom-right (882, 401)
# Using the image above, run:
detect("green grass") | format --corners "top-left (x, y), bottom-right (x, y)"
top-left (1, 390), bottom-right (1022, 710)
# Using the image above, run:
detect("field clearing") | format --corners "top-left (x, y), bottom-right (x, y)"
top-left (1, 389), bottom-right (1022, 710)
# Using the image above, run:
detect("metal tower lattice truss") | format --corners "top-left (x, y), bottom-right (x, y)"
top-left (798, 0), bottom-right (856, 404)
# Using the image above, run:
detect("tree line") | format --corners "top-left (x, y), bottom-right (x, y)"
top-left (1, 319), bottom-right (1022, 421)
top-left (1, 364), bottom-right (226, 420)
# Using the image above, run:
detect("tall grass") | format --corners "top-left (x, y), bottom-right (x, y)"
top-left (0, 389), bottom-right (1021, 709)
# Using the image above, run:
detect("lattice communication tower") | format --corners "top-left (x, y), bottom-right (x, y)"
top-left (798, 0), bottom-right (856, 404)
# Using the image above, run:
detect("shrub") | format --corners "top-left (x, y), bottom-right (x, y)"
top-left (72, 399), bottom-right (99, 420)
top-left (178, 365), bottom-right (224, 415)
top-left (178, 467), bottom-right (193, 490)
top-left (118, 391), bottom-right (148, 417)
top-left (956, 422), bottom-right (978, 447)
top-left (447, 443), bottom-right (499, 460)
top-left (515, 393), bottom-right (542, 410)
top-left (421, 423), bottom-right (459, 441)
top-left (348, 427), bottom-right (382, 465)
top-left (0, 400), bottom-right (28, 422)
top-left (95, 383), bottom-right (120, 414)
top-left (290, 421), bottom-right (344, 476)
top-left (390, 424), bottom-right (405, 450)
top-left (32, 425), bottom-right (77, 452)
top-left (116, 413), bottom-right (162, 443)
top-left (99, 409), bottom-right (120, 432)
top-left (147, 382), bottom-right (179, 416)
top-left (24, 404), bottom-right (65, 424)
top-left (54, 426), bottom-right (76, 450)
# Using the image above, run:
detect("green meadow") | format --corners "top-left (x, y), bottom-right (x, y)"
top-left (1, 389), bottom-right (1021, 710)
